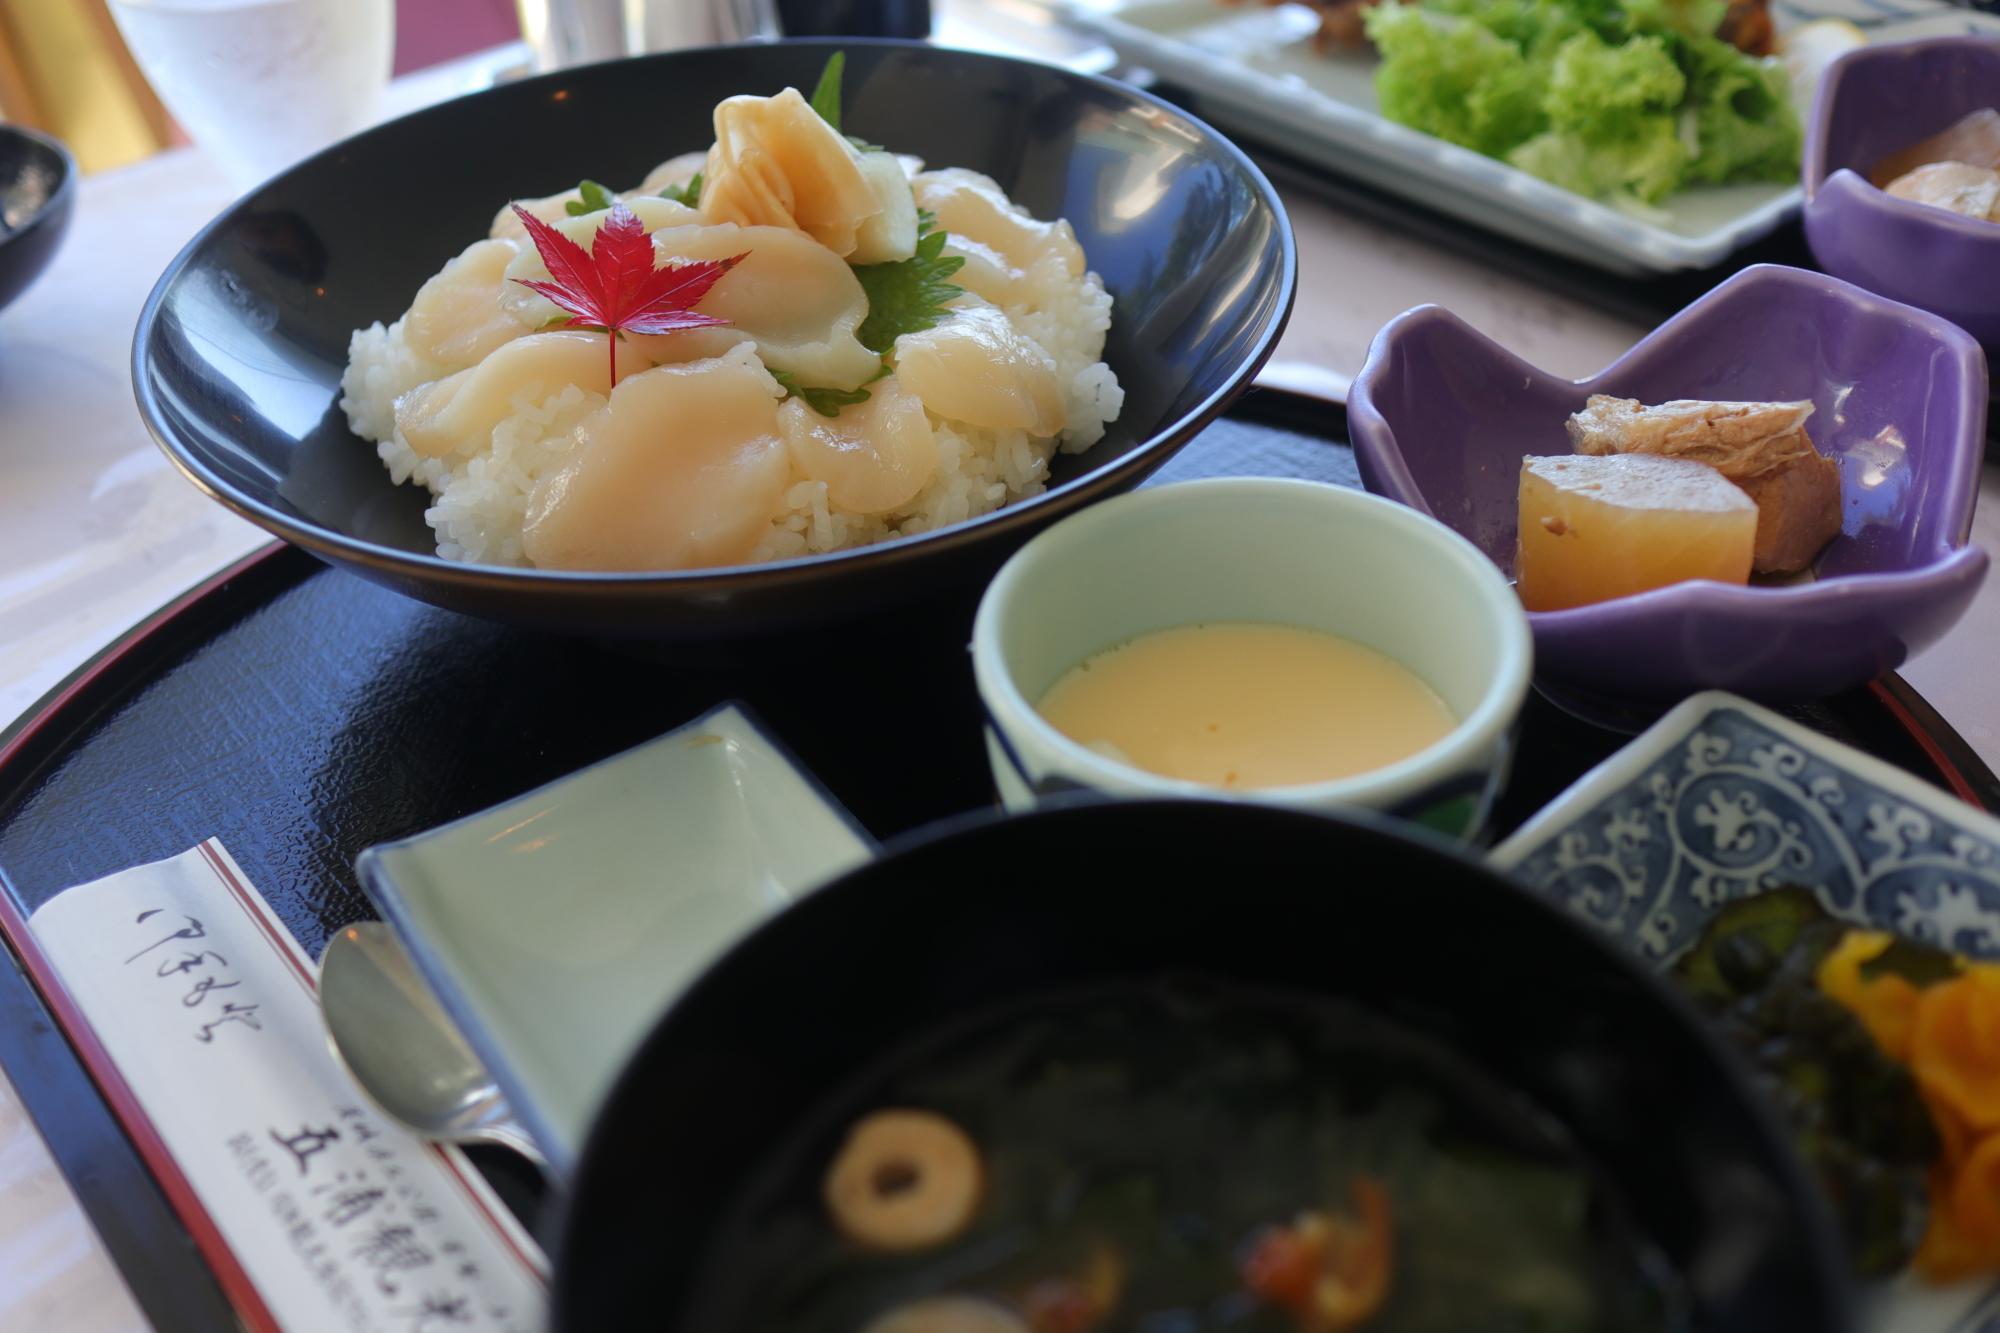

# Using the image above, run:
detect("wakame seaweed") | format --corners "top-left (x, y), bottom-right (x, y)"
top-left (1673, 889), bottom-right (1939, 1274)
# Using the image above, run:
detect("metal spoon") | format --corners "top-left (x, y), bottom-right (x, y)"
top-left (319, 922), bottom-right (547, 1169)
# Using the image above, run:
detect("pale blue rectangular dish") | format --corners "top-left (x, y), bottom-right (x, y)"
top-left (355, 702), bottom-right (875, 1174)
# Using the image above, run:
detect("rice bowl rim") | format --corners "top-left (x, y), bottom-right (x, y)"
top-left (132, 38), bottom-right (1298, 594)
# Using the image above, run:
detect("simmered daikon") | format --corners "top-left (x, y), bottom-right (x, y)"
top-left (1517, 454), bottom-right (1757, 611)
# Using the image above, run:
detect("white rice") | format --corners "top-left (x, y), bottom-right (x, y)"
top-left (339, 236), bottom-right (1123, 570)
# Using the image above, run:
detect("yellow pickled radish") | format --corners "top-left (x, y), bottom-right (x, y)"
top-left (1516, 454), bottom-right (1757, 612)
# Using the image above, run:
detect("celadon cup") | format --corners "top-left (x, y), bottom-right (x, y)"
top-left (970, 478), bottom-right (1533, 838)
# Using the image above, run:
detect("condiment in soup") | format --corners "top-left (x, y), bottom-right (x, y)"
top-left (688, 982), bottom-right (1690, 1332)
top-left (1033, 623), bottom-right (1455, 789)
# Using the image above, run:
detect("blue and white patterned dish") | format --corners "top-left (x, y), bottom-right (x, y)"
top-left (1493, 689), bottom-right (2000, 1333)
top-left (1493, 691), bottom-right (2000, 965)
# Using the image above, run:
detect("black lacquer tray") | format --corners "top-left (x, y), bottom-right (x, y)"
top-left (0, 390), bottom-right (1991, 1331)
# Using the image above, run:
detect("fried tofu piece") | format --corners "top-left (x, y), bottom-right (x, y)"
top-left (1738, 445), bottom-right (1843, 575)
top-left (1564, 395), bottom-right (1842, 575)
top-left (1566, 395), bottom-right (1817, 478)
top-left (1313, 0), bottom-right (1376, 49)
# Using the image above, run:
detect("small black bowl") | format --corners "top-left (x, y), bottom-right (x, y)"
top-left (0, 125), bottom-right (74, 313)
top-left (552, 800), bottom-right (1853, 1331)
top-left (131, 39), bottom-right (1294, 639)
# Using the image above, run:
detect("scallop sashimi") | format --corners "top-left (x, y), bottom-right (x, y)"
top-left (779, 375), bottom-right (938, 515)
top-left (404, 238), bottom-right (527, 368)
top-left (628, 221), bottom-right (881, 390)
top-left (395, 331), bottom-right (618, 460)
top-left (336, 51), bottom-right (1123, 572)
top-left (522, 347), bottom-right (792, 571)
top-left (894, 303), bottom-right (1065, 436)
top-left (914, 168), bottom-right (1083, 313)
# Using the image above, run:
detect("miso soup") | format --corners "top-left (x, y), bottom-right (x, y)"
top-left (684, 980), bottom-right (1690, 1332)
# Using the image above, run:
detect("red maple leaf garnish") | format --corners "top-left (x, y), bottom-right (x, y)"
top-left (510, 199), bottom-right (744, 387)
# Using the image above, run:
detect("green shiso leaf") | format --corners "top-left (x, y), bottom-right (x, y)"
top-left (770, 367), bottom-right (876, 417)
top-left (806, 51), bottom-right (881, 151)
top-left (659, 170), bottom-right (703, 207)
top-left (565, 179), bottom-right (616, 216)
top-left (809, 51), bottom-right (846, 131)
top-left (852, 212), bottom-right (964, 355)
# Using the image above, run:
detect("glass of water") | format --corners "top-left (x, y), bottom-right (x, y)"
top-left (108, 0), bottom-right (395, 191)
top-left (515, 0), bottom-right (779, 71)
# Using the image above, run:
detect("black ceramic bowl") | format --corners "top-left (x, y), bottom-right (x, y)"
top-left (552, 800), bottom-right (1853, 1331)
top-left (132, 40), bottom-right (1294, 639)
top-left (0, 125), bottom-right (74, 314)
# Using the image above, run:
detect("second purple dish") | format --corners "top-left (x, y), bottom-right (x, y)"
top-left (1803, 36), bottom-right (2000, 350)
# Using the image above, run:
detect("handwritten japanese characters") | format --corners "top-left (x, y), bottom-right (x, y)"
top-left (126, 909), bottom-right (263, 1042)
top-left (34, 845), bottom-right (544, 1333)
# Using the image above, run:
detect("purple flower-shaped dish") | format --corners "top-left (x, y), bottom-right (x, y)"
top-left (1803, 36), bottom-right (2000, 349)
top-left (1349, 264), bottom-right (1988, 704)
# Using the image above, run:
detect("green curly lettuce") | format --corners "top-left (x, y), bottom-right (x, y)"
top-left (1363, 0), bottom-right (1799, 204)
top-left (1510, 117), bottom-right (1691, 202)
top-left (1680, 31), bottom-right (1801, 185)
top-left (1368, 3), bottom-right (1543, 157)
top-left (1505, 30), bottom-right (1690, 201)
top-left (1544, 30), bottom-right (1687, 134)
